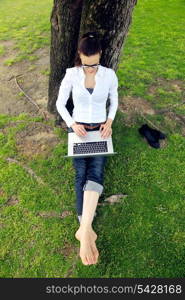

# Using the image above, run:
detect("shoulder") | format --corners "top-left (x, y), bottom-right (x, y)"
top-left (105, 67), bottom-right (118, 87)
top-left (101, 66), bottom-right (117, 77)
top-left (65, 67), bottom-right (77, 75)
top-left (108, 67), bottom-right (117, 76)
top-left (96, 65), bottom-right (116, 79)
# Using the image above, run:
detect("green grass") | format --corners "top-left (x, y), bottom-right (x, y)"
top-left (0, 0), bottom-right (185, 278)
top-left (0, 0), bottom-right (53, 64)
top-left (118, 0), bottom-right (185, 114)
top-left (0, 111), bottom-right (185, 278)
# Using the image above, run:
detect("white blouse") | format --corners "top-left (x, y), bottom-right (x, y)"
top-left (56, 64), bottom-right (118, 128)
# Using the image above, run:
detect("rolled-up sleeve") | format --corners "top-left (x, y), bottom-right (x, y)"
top-left (56, 68), bottom-right (75, 128)
top-left (107, 69), bottom-right (118, 121)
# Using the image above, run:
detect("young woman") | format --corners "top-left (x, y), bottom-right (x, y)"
top-left (56, 31), bottom-right (118, 266)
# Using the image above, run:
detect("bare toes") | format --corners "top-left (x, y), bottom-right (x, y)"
top-left (86, 256), bottom-right (91, 265)
top-left (91, 245), bottom-right (99, 262)
top-left (81, 255), bottom-right (89, 265)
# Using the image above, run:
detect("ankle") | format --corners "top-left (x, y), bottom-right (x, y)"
top-left (79, 223), bottom-right (93, 232)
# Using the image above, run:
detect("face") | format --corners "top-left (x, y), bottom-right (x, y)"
top-left (79, 51), bottom-right (102, 74)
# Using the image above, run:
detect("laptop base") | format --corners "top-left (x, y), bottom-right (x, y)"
top-left (63, 152), bottom-right (118, 158)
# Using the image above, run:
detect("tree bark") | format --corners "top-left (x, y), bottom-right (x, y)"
top-left (48, 0), bottom-right (84, 124)
top-left (48, 0), bottom-right (137, 124)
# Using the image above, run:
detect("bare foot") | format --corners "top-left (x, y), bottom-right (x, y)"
top-left (75, 226), bottom-right (97, 241)
top-left (75, 227), bottom-right (99, 265)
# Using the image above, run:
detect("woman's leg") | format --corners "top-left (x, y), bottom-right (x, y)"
top-left (72, 156), bottom-right (101, 223)
top-left (72, 157), bottom-right (87, 217)
top-left (75, 155), bottom-right (107, 265)
top-left (81, 155), bottom-right (107, 225)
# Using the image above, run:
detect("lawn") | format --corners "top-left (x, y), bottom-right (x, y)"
top-left (0, 0), bottom-right (185, 278)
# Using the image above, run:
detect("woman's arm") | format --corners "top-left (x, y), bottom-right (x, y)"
top-left (56, 68), bottom-right (76, 128)
top-left (100, 71), bottom-right (118, 138)
top-left (107, 69), bottom-right (119, 122)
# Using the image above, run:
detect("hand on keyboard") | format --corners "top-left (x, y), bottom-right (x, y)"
top-left (71, 122), bottom-right (87, 137)
top-left (99, 119), bottom-right (113, 138)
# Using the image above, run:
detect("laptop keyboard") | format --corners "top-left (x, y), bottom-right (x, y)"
top-left (73, 141), bottom-right (108, 154)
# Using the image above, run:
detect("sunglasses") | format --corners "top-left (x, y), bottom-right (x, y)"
top-left (82, 63), bottom-right (100, 69)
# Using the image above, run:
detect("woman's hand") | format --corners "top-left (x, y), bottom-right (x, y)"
top-left (71, 122), bottom-right (87, 137)
top-left (99, 118), bottom-right (113, 138)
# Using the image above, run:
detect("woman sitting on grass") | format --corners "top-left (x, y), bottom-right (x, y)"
top-left (56, 31), bottom-right (118, 265)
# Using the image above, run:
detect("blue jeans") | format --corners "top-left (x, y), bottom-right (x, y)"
top-left (69, 121), bottom-right (107, 216)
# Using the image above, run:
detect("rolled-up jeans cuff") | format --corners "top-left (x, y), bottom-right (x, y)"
top-left (83, 180), bottom-right (103, 195)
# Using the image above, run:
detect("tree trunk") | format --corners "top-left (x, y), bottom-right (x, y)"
top-left (48, 0), bottom-right (84, 124)
top-left (48, 0), bottom-right (137, 124)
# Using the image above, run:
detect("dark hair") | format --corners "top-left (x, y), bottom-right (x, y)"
top-left (74, 31), bottom-right (102, 67)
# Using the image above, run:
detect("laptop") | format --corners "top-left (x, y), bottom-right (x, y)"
top-left (63, 129), bottom-right (118, 158)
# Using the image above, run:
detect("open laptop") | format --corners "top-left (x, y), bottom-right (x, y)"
top-left (63, 129), bottom-right (118, 158)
